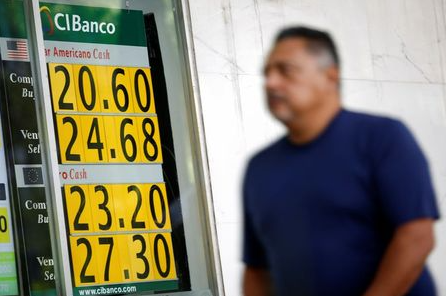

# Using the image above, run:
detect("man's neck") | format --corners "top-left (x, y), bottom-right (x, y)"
top-left (286, 96), bottom-right (342, 145)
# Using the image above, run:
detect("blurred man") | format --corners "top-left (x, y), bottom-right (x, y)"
top-left (242, 27), bottom-right (440, 296)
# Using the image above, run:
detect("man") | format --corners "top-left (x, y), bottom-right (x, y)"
top-left (242, 27), bottom-right (440, 296)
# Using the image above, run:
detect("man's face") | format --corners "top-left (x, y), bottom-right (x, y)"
top-left (264, 38), bottom-right (336, 123)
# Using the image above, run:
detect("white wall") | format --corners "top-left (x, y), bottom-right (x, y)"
top-left (187, 0), bottom-right (446, 295)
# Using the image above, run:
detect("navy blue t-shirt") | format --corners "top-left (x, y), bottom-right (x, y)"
top-left (243, 109), bottom-right (440, 296)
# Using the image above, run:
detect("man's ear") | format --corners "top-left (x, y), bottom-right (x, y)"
top-left (326, 66), bottom-right (340, 86)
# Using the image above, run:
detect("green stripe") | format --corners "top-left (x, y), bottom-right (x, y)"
top-left (0, 276), bottom-right (17, 281)
top-left (73, 280), bottom-right (178, 296)
top-left (30, 289), bottom-right (57, 296)
top-left (0, 252), bottom-right (16, 260)
top-left (0, 252), bottom-right (18, 278)
top-left (0, 279), bottom-right (18, 296)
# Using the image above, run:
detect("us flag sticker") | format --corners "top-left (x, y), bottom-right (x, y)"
top-left (6, 40), bottom-right (29, 60)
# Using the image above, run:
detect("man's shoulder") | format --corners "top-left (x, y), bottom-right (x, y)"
top-left (342, 109), bottom-right (410, 139)
top-left (247, 136), bottom-right (286, 168)
top-left (343, 109), bottom-right (402, 128)
top-left (342, 109), bottom-right (419, 158)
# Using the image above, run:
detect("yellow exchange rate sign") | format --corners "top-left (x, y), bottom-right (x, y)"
top-left (65, 183), bottom-right (176, 286)
top-left (49, 64), bottom-right (162, 164)
top-left (48, 63), bottom-right (178, 290)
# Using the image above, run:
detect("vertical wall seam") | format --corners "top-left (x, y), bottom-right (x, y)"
top-left (363, 0), bottom-right (378, 82)
top-left (253, 0), bottom-right (265, 56)
top-left (222, 0), bottom-right (246, 150)
top-left (431, 0), bottom-right (446, 118)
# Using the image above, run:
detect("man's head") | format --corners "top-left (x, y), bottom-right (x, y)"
top-left (264, 26), bottom-right (340, 123)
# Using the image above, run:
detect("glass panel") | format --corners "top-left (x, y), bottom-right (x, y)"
top-left (0, 1), bottom-right (56, 295)
top-left (29, 0), bottom-right (217, 295)
top-left (0, 108), bottom-right (19, 296)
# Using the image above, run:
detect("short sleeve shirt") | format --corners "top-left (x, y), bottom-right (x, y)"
top-left (243, 109), bottom-right (440, 296)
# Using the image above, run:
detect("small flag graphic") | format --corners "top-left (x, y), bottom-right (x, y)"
top-left (23, 167), bottom-right (43, 185)
top-left (7, 40), bottom-right (29, 60)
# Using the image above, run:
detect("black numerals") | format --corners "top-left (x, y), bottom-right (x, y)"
top-left (134, 69), bottom-right (151, 112)
top-left (142, 118), bottom-right (158, 161)
top-left (87, 118), bottom-right (104, 161)
top-left (71, 186), bottom-right (89, 231)
top-left (63, 117), bottom-right (81, 161)
top-left (149, 185), bottom-right (166, 228)
top-left (94, 185), bottom-right (112, 231)
top-left (77, 238), bottom-right (95, 283)
top-left (154, 234), bottom-right (171, 278)
top-left (55, 65), bottom-right (74, 110)
top-left (128, 185), bottom-right (145, 229)
top-left (78, 66), bottom-right (96, 111)
top-left (0, 215), bottom-right (7, 233)
top-left (120, 118), bottom-right (137, 162)
top-left (112, 68), bottom-right (130, 112)
top-left (98, 237), bottom-right (114, 281)
top-left (133, 234), bottom-right (150, 279)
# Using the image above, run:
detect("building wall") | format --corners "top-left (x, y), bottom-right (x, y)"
top-left (187, 0), bottom-right (446, 295)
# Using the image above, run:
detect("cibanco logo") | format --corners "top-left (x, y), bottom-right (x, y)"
top-left (39, 6), bottom-right (116, 36)
top-left (40, 6), bottom-right (54, 35)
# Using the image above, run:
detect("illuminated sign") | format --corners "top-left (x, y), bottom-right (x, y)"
top-left (48, 64), bottom-right (161, 164)
top-left (40, 3), bottom-right (146, 46)
top-left (54, 13), bottom-right (116, 34)
top-left (44, 3), bottom-right (185, 295)
top-left (48, 63), bottom-right (177, 292)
